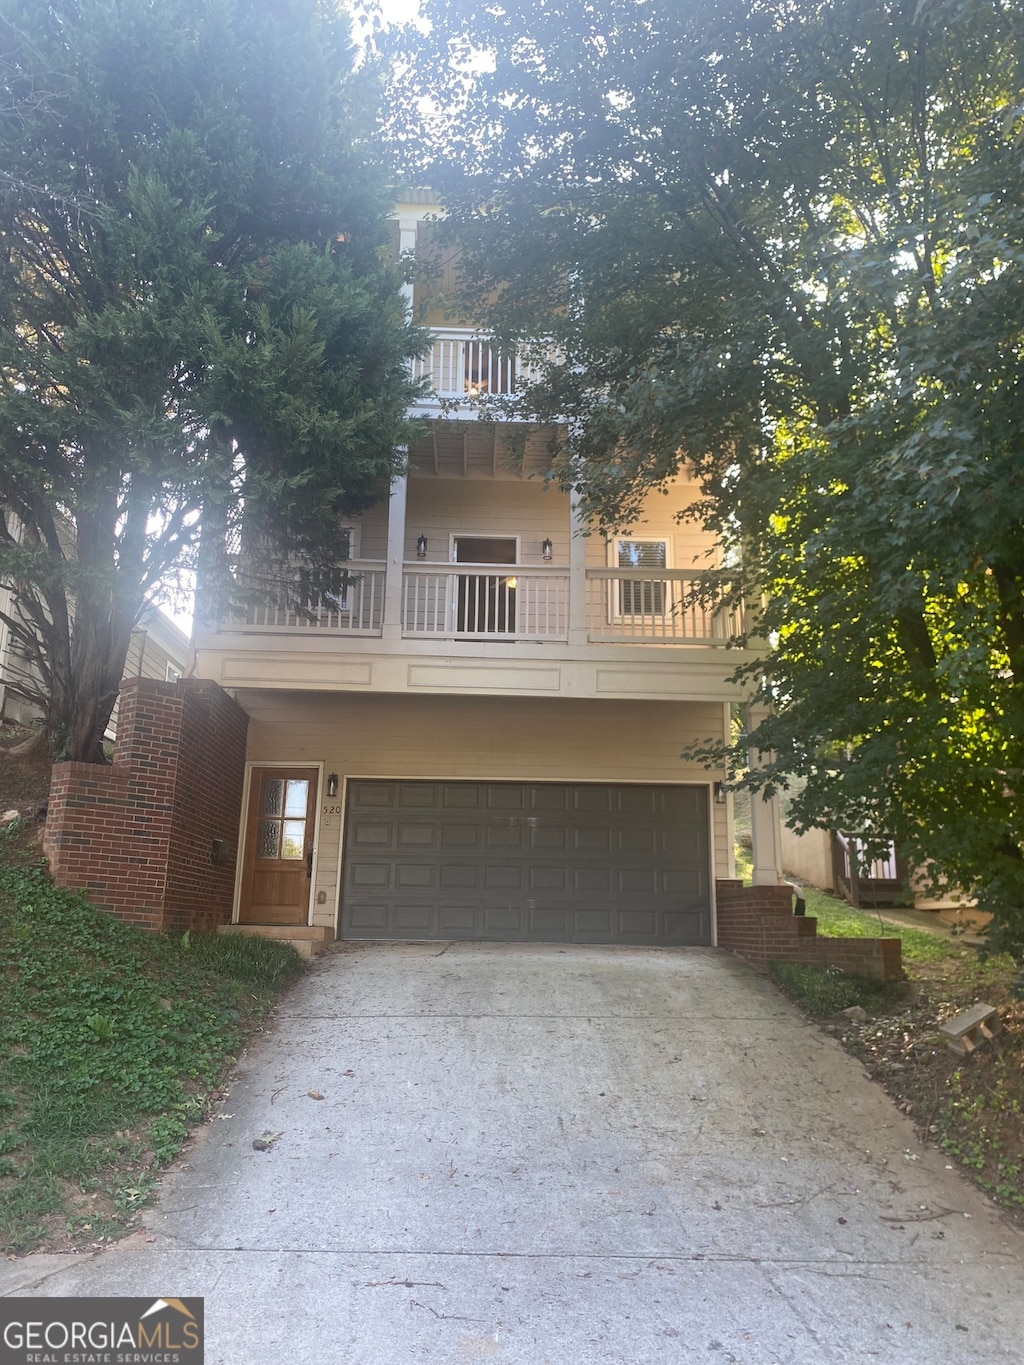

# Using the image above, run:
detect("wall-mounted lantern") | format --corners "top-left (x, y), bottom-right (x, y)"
top-left (326, 772), bottom-right (339, 798)
top-left (541, 537), bottom-right (553, 562)
top-left (713, 781), bottom-right (728, 805)
top-left (416, 535), bottom-right (428, 559)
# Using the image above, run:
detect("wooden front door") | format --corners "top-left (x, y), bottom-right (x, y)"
top-left (239, 767), bottom-right (318, 925)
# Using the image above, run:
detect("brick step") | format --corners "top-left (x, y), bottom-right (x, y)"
top-left (218, 923), bottom-right (336, 960)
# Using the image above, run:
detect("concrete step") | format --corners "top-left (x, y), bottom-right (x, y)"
top-left (218, 923), bottom-right (335, 959)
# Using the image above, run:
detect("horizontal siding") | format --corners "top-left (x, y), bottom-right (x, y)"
top-left (237, 691), bottom-right (730, 928)
top-left (406, 476), bottom-right (570, 565)
top-left (343, 469), bottom-right (717, 572)
top-left (355, 502), bottom-right (389, 560)
top-left (584, 475), bottom-right (714, 571)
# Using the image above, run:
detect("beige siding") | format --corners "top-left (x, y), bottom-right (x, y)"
top-left (584, 473), bottom-right (714, 571)
top-left (406, 476), bottom-right (571, 565)
top-left (353, 501), bottom-right (389, 560)
top-left (234, 690), bottom-right (730, 930)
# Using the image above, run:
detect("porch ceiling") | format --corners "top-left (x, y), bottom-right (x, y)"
top-left (408, 421), bottom-right (563, 480)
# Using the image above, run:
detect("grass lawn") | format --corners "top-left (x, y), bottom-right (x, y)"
top-left (0, 830), bottom-right (304, 1253)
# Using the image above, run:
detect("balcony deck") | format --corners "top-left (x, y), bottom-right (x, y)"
top-left (233, 562), bottom-right (743, 646)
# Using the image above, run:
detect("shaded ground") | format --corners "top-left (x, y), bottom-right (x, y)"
top-left (775, 883), bottom-right (1024, 1223)
top-left (824, 945), bottom-right (1024, 1222)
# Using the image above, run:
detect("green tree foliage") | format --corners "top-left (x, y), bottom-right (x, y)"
top-left (0, 0), bottom-right (421, 762)
top-left (383, 0), bottom-right (1024, 949)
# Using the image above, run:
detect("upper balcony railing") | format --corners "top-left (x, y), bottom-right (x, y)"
top-left (403, 564), bottom-right (568, 640)
top-left (410, 328), bottom-right (540, 405)
top-left (226, 564), bottom-right (742, 646)
top-left (584, 569), bottom-right (743, 642)
top-left (238, 562), bottom-right (386, 634)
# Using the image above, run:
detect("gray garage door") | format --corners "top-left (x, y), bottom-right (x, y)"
top-left (340, 781), bottom-right (711, 945)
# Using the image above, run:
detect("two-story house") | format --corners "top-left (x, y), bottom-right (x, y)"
top-left (187, 191), bottom-right (785, 953)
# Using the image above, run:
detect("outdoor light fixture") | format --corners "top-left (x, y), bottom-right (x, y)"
top-left (541, 537), bottom-right (553, 561)
top-left (416, 535), bottom-right (428, 558)
top-left (326, 772), bottom-right (339, 797)
top-left (713, 781), bottom-right (727, 805)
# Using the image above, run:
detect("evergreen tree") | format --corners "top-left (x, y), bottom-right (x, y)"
top-left (0, 0), bottom-right (421, 761)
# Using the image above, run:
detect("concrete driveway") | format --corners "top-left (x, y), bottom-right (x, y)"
top-left (4, 942), bottom-right (1024, 1363)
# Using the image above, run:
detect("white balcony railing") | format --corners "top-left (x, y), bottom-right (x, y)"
top-left (585, 569), bottom-right (743, 642)
top-left (223, 564), bottom-right (741, 646)
top-left (402, 565), bottom-right (569, 640)
top-left (410, 328), bottom-right (537, 403)
top-left (239, 562), bottom-right (386, 634)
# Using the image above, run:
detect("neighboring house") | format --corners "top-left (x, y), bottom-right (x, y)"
top-left (0, 569), bottom-right (189, 734)
top-left (781, 824), bottom-right (979, 918)
top-left (188, 191), bottom-right (786, 951)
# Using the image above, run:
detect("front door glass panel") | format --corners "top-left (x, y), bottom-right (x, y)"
top-left (256, 777), bottom-right (309, 860)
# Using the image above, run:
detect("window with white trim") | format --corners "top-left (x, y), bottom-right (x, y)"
top-left (611, 538), bottom-right (670, 616)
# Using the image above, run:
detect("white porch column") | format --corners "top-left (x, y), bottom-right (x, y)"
top-left (397, 214), bottom-right (418, 319)
top-left (747, 704), bottom-right (785, 885)
top-left (568, 487), bottom-right (588, 646)
top-left (381, 468), bottom-right (408, 642)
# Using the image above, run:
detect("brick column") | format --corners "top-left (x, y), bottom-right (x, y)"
top-left (44, 678), bottom-right (248, 933)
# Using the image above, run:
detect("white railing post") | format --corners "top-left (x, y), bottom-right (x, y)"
top-left (569, 488), bottom-right (588, 646)
top-left (397, 215), bottom-right (418, 320)
top-left (382, 468), bottom-right (408, 642)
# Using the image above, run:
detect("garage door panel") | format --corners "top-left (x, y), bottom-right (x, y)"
top-left (664, 910), bottom-right (707, 938)
top-left (617, 787), bottom-right (658, 816)
top-left (573, 908), bottom-right (614, 935)
top-left (574, 826), bottom-right (612, 851)
top-left (395, 863), bottom-right (434, 889)
top-left (351, 821), bottom-right (392, 847)
top-left (574, 867), bottom-right (612, 892)
top-left (664, 869), bottom-right (706, 895)
top-left (532, 825), bottom-right (568, 850)
top-left (394, 904), bottom-right (436, 932)
top-left (483, 905), bottom-right (521, 933)
top-left (617, 910), bottom-right (658, 936)
top-left (341, 781), bottom-right (711, 945)
top-left (530, 866), bottom-right (569, 892)
top-left (346, 901), bottom-right (391, 931)
top-left (528, 907), bottom-right (570, 938)
top-left (618, 827), bottom-right (658, 854)
top-left (351, 863), bottom-right (390, 888)
top-left (396, 823), bottom-right (437, 847)
top-left (439, 905), bottom-right (477, 932)
top-left (440, 863), bottom-right (478, 888)
top-left (351, 783), bottom-right (395, 809)
top-left (441, 823), bottom-right (480, 847)
top-left (618, 869), bottom-right (657, 893)
top-left (486, 825), bottom-right (524, 849)
top-left (484, 865), bottom-right (523, 890)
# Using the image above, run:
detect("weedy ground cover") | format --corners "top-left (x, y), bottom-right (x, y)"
top-left (768, 882), bottom-right (1024, 1220)
top-left (0, 836), bottom-right (303, 1252)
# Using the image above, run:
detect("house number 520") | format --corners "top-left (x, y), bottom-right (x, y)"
top-left (322, 804), bottom-right (342, 815)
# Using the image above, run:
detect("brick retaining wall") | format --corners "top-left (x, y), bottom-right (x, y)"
top-left (44, 678), bottom-right (248, 933)
top-left (715, 879), bottom-right (902, 980)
